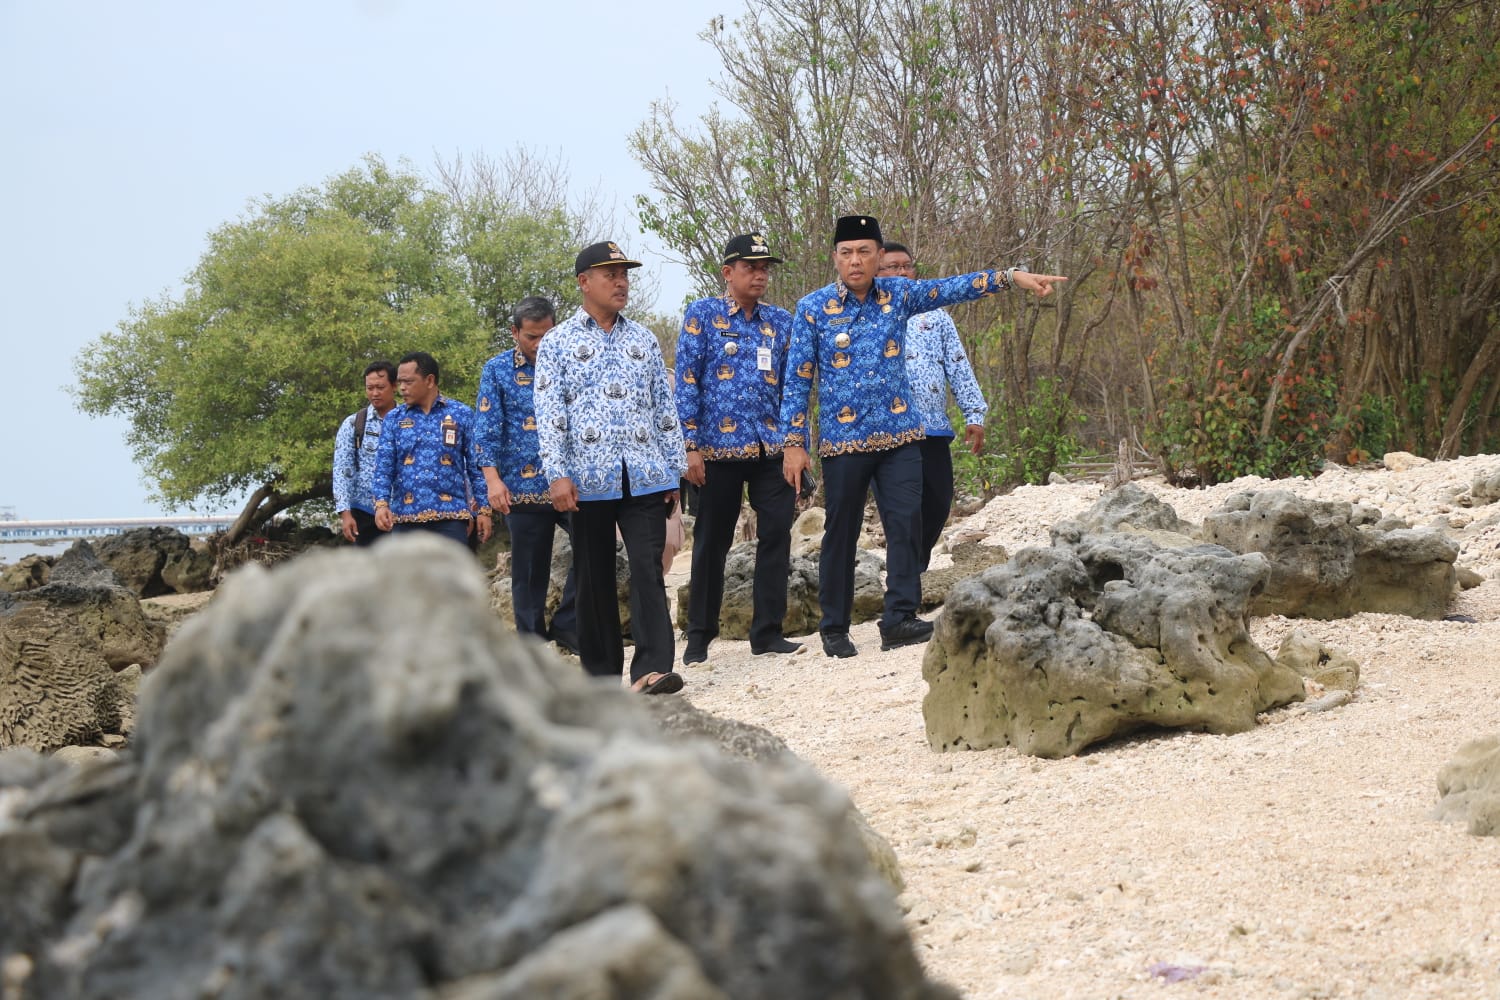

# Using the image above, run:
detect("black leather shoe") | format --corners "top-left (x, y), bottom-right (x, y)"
top-left (682, 643), bottom-right (709, 666)
top-left (820, 631), bottom-right (857, 658)
top-left (751, 636), bottom-right (805, 655)
top-left (551, 629), bottom-right (580, 656)
top-left (879, 616), bottom-right (933, 651)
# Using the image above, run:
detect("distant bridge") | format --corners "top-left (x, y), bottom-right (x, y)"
top-left (0, 516), bottom-right (237, 543)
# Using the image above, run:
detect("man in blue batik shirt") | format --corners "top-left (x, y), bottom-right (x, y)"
top-left (675, 233), bottom-right (803, 665)
top-left (781, 215), bottom-right (1067, 659)
top-left (373, 351), bottom-right (492, 548)
top-left (877, 241), bottom-right (989, 574)
top-left (476, 296), bottom-right (579, 654)
top-left (332, 360), bottom-right (398, 547)
top-left (535, 241), bottom-right (686, 695)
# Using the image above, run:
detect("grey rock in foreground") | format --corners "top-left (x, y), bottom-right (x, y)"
top-left (3, 536), bottom-right (952, 1000)
top-left (644, 696), bottom-right (906, 893)
top-left (1202, 489), bottom-right (1457, 619)
top-left (1434, 735), bottom-right (1500, 836)
top-left (924, 490), bottom-right (1305, 758)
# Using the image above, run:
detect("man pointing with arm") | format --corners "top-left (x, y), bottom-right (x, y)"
top-left (780, 214), bottom-right (1066, 658)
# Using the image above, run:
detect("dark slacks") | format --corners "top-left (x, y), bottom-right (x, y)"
top-left (391, 518), bottom-right (471, 546)
top-left (505, 507), bottom-right (578, 638)
top-left (916, 434), bottom-right (956, 574)
top-left (350, 508), bottom-right (381, 547)
top-left (571, 473), bottom-right (674, 683)
top-left (686, 452), bottom-right (795, 649)
top-left (820, 442), bottom-right (922, 632)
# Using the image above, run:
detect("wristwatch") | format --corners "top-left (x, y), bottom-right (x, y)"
top-left (1004, 265), bottom-right (1027, 289)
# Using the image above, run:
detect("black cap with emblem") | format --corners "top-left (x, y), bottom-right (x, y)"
top-left (575, 240), bottom-right (643, 275)
top-left (832, 215), bottom-right (883, 247)
top-left (722, 233), bottom-right (784, 264)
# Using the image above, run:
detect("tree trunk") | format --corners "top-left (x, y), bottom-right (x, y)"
top-left (223, 477), bottom-right (333, 547)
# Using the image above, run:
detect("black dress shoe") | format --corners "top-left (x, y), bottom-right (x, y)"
top-left (682, 643), bottom-right (709, 666)
top-left (879, 616), bottom-right (933, 651)
top-left (551, 629), bottom-right (580, 656)
top-left (820, 631), bottom-right (857, 658)
top-left (751, 636), bottom-right (805, 655)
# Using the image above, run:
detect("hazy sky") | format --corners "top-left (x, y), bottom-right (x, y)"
top-left (1, 0), bottom-right (726, 520)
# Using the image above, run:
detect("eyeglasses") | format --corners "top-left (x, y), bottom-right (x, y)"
top-left (878, 260), bottom-right (916, 275)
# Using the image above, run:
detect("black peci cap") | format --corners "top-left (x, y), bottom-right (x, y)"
top-left (575, 241), bottom-right (643, 275)
top-left (722, 233), bottom-right (784, 264)
top-left (832, 215), bottom-right (883, 247)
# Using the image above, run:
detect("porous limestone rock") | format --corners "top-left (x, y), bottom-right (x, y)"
top-left (923, 525), bottom-right (1305, 758)
top-left (1434, 735), bottom-right (1500, 836)
top-left (675, 543), bottom-right (884, 639)
top-left (0, 556), bottom-right (52, 594)
top-left (92, 527), bottom-right (196, 597)
top-left (1473, 467), bottom-right (1500, 505)
top-left (644, 696), bottom-right (905, 893)
top-left (790, 506), bottom-right (826, 557)
top-left (1274, 629), bottom-right (1360, 692)
top-left (1382, 451), bottom-right (1431, 472)
top-left (1202, 490), bottom-right (1457, 619)
top-left (919, 541), bottom-right (1010, 612)
top-left (4, 536), bottom-right (953, 999)
top-left (0, 545), bottom-right (157, 752)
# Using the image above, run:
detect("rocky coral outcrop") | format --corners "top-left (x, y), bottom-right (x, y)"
top-left (919, 541), bottom-right (1010, 612)
top-left (674, 543), bottom-right (884, 639)
top-left (1202, 489), bottom-right (1458, 619)
top-left (3, 536), bottom-right (952, 999)
top-left (1433, 735), bottom-right (1500, 836)
top-left (924, 490), bottom-right (1305, 758)
top-left (0, 555), bottom-right (53, 593)
top-left (0, 545), bottom-right (159, 752)
top-left (1274, 629), bottom-right (1360, 692)
top-left (644, 696), bottom-right (905, 892)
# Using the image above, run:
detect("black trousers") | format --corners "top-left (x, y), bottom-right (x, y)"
top-left (685, 452), bottom-right (795, 649)
top-left (571, 473), bottom-right (674, 683)
top-left (505, 507), bottom-right (578, 639)
top-left (391, 518), bottom-right (470, 546)
top-left (916, 434), bottom-right (955, 574)
top-left (820, 443), bottom-right (922, 632)
top-left (350, 508), bottom-right (381, 548)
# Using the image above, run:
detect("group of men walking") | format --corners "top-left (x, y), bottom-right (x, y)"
top-left (333, 217), bottom-right (1065, 694)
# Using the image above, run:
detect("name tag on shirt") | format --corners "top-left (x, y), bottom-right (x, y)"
top-left (757, 346), bottom-right (773, 372)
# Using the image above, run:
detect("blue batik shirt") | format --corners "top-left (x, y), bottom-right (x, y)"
top-left (371, 394), bottom-right (489, 523)
top-left (780, 270), bottom-right (1012, 457)
top-left (475, 349), bottom-right (552, 508)
top-left (904, 310), bottom-right (988, 438)
top-left (332, 405), bottom-right (387, 515)
top-left (674, 293), bottom-right (794, 461)
top-left (535, 308), bottom-right (686, 502)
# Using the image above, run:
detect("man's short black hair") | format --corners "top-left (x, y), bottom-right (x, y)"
top-left (399, 351), bottom-right (440, 383)
top-left (363, 360), bottom-right (397, 384)
top-left (512, 296), bottom-right (556, 329)
top-left (882, 241), bottom-right (912, 257)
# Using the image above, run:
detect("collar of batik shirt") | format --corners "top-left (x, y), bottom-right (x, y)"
top-left (723, 290), bottom-right (762, 320)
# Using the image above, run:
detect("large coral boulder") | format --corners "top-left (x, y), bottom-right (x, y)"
top-left (3, 536), bottom-right (954, 999)
top-left (1433, 735), bottom-right (1500, 836)
top-left (0, 554), bottom-right (53, 593)
top-left (1202, 489), bottom-right (1458, 619)
top-left (919, 541), bottom-right (1010, 612)
top-left (0, 545), bottom-right (159, 752)
top-left (924, 519), bottom-right (1304, 758)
